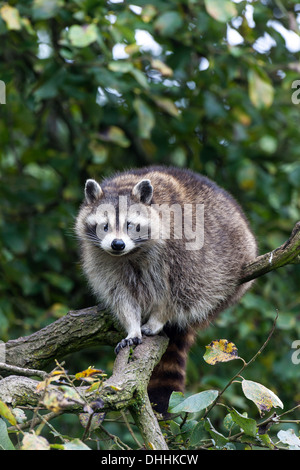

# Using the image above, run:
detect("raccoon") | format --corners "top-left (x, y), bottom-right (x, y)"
top-left (75, 166), bottom-right (257, 414)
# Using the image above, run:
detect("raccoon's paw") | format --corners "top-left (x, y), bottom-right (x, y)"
top-left (141, 319), bottom-right (164, 336)
top-left (114, 337), bottom-right (142, 355)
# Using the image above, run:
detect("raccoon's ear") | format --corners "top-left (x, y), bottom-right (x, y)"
top-left (132, 179), bottom-right (153, 204)
top-left (85, 179), bottom-right (103, 204)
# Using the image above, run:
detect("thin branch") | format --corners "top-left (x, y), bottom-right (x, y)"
top-left (0, 363), bottom-right (47, 380)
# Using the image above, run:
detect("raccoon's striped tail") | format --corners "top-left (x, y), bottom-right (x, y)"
top-left (147, 325), bottom-right (197, 415)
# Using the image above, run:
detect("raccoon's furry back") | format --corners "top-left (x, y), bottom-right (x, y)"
top-left (75, 166), bottom-right (257, 415)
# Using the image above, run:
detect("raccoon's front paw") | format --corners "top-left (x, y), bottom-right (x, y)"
top-left (114, 337), bottom-right (142, 355)
top-left (141, 319), bottom-right (164, 336)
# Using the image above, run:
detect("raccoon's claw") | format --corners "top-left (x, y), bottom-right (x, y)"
top-left (114, 337), bottom-right (142, 355)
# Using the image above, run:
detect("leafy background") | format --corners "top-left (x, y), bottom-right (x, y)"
top-left (0, 0), bottom-right (300, 444)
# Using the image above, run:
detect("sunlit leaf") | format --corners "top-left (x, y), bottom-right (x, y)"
top-left (241, 379), bottom-right (283, 416)
top-left (0, 5), bottom-right (22, 30)
top-left (204, 0), bottom-right (237, 23)
top-left (151, 59), bottom-right (173, 77)
top-left (277, 429), bottom-right (300, 450)
top-left (98, 126), bottom-right (130, 148)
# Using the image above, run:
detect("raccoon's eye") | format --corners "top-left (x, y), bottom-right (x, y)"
top-left (103, 223), bottom-right (109, 232)
top-left (127, 222), bottom-right (141, 234)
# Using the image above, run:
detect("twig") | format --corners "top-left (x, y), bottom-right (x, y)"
top-left (0, 363), bottom-right (47, 380)
top-left (121, 410), bottom-right (143, 449)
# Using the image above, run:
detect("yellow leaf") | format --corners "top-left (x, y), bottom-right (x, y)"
top-left (151, 59), bottom-right (173, 77)
top-left (153, 97), bottom-right (179, 117)
top-left (109, 385), bottom-right (122, 391)
top-left (0, 5), bottom-right (22, 30)
top-left (141, 5), bottom-right (157, 23)
top-left (0, 400), bottom-right (17, 426)
top-left (203, 339), bottom-right (239, 365)
top-left (75, 367), bottom-right (105, 380)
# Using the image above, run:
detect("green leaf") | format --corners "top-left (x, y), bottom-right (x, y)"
top-left (204, 419), bottom-right (229, 448)
top-left (230, 408), bottom-right (258, 437)
top-left (204, 0), bottom-right (237, 23)
top-left (133, 98), bottom-right (155, 139)
top-left (154, 12), bottom-right (183, 36)
top-left (69, 24), bottom-right (98, 48)
top-left (203, 339), bottom-right (239, 365)
top-left (168, 390), bottom-right (218, 414)
top-left (32, 0), bottom-right (64, 20)
top-left (0, 419), bottom-right (15, 450)
top-left (168, 391), bottom-right (185, 412)
top-left (241, 380), bottom-right (283, 416)
top-left (108, 62), bottom-right (149, 89)
top-left (108, 61), bottom-right (133, 74)
top-left (189, 420), bottom-right (208, 446)
top-left (248, 69), bottom-right (274, 109)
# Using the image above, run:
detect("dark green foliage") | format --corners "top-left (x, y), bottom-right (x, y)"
top-left (0, 0), bottom-right (299, 448)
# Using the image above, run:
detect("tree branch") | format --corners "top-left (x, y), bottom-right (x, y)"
top-left (3, 305), bottom-right (122, 372)
top-left (240, 221), bottom-right (300, 283)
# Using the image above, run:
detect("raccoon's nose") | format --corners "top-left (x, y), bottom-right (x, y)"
top-left (111, 238), bottom-right (125, 251)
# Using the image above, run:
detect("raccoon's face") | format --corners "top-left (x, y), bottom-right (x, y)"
top-left (82, 179), bottom-right (153, 256)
